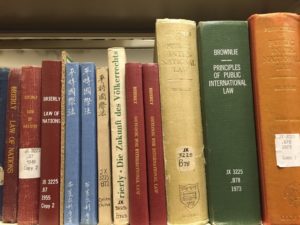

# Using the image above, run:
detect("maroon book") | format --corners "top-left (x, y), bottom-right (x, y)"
top-left (39, 61), bottom-right (62, 225)
top-left (17, 66), bottom-right (41, 225)
top-left (142, 64), bottom-right (167, 225)
top-left (125, 63), bottom-right (149, 225)
top-left (2, 69), bottom-right (21, 223)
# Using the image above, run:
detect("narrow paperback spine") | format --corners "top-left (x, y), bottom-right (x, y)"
top-left (0, 68), bottom-right (9, 220)
top-left (96, 67), bottom-right (113, 225)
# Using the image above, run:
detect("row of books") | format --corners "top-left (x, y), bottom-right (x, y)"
top-left (0, 12), bottom-right (299, 225)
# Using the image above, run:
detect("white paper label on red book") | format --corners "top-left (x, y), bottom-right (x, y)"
top-left (19, 148), bottom-right (41, 179)
top-left (275, 134), bottom-right (300, 167)
top-left (0, 167), bottom-right (4, 185)
top-left (176, 146), bottom-right (195, 172)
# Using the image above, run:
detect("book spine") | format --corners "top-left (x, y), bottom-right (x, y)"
top-left (2, 69), bottom-right (21, 223)
top-left (198, 21), bottom-right (261, 225)
top-left (60, 51), bottom-right (72, 225)
top-left (155, 19), bottom-right (208, 225)
top-left (142, 63), bottom-right (167, 225)
top-left (249, 13), bottom-right (300, 225)
top-left (0, 68), bottom-right (9, 220)
top-left (80, 63), bottom-right (98, 225)
top-left (17, 66), bottom-right (42, 225)
top-left (108, 47), bottom-right (129, 225)
top-left (96, 67), bottom-right (112, 225)
top-left (125, 63), bottom-right (149, 225)
top-left (64, 63), bottom-right (81, 225)
top-left (39, 60), bottom-right (62, 225)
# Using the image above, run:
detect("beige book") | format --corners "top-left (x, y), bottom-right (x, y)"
top-left (96, 67), bottom-right (113, 225)
top-left (60, 50), bottom-right (72, 225)
top-left (156, 19), bottom-right (208, 225)
top-left (108, 47), bottom-right (129, 225)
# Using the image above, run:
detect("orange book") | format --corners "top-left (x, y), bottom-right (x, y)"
top-left (249, 13), bottom-right (300, 225)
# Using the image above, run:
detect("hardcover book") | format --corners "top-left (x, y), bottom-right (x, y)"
top-left (2, 69), bottom-right (21, 223)
top-left (80, 63), bottom-right (98, 225)
top-left (156, 19), bottom-right (208, 225)
top-left (198, 21), bottom-right (261, 225)
top-left (142, 63), bottom-right (167, 225)
top-left (0, 68), bottom-right (9, 220)
top-left (125, 63), bottom-right (149, 225)
top-left (18, 66), bottom-right (42, 225)
top-left (64, 62), bottom-right (81, 225)
top-left (96, 67), bottom-right (112, 225)
top-left (108, 47), bottom-right (129, 225)
top-left (39, 60), bottom-right (62, 225)
top-left (249, 13), bottom-right (300, 225)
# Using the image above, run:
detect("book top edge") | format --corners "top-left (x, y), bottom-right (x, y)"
top-left (108, 47), bottom-right (125, 50)
top-left (156, 18), bottom-right (196, 26)
top-left (248, 12), bottom-right (300, 21)
top-left (198, 21), bottom-right (247, 26)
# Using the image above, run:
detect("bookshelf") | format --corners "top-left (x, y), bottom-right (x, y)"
top-left (0, 1), bottom-right (299, 225)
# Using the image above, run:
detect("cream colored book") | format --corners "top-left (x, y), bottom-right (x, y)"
top-left (60, 50), bottom-right (72, 225)
top-left (156, 19), bottom-right (208, 225)
top-left (96, 67), bottom-right (113, 225)
top-left (108, 47), bottom-right (129, 225)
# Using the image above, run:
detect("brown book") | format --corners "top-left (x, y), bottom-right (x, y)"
top-left (17, 66), bottom-right (42, 225)
top-left (249, 13), bottom-right (300, 225)
top-left (142, 63), bottom-right (167, 225)
top-left (2, 69), bottom-right (21, 223)
top-left (39, 61), bottom-right (62, 225)
top-left (125, 63), bottom-right (149, 225)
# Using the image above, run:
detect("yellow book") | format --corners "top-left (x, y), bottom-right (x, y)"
top-left (108, 47), bottom-right (129, 225)
top-left (96, 67), bottom-right (113, 225)
top-left (156, 19), bottom-right (208, 225)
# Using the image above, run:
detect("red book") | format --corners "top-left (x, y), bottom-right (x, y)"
top-left (39, 61), bottom-right (62, 225)
top-left (125, 63), bottom-right (149, 225)
top-left (17, 66), bottom-right (41, 225)
top-left (142, 64), bottom-right (167, 225)
top-left (2, 69), bottom-right (21, 223)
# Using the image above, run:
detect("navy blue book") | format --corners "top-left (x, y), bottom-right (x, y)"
top-left (80, 63), bottom-right (98, 225)
top-left (64, 63), bottom-right (81, 225)
top-left (0, 68), bottom-right (9, 219)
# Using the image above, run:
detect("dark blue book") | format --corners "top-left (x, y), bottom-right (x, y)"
top-left (0, 68), bottom-right (9, 219)
top-left (64, 63), bottom-right (81, 225)
top-left (80, 63), bottom-right (98, 225)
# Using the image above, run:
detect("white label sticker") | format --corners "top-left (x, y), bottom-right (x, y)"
top-left (275, 134), bottom-right (300, 167)
top-left (176, 146), bottom-right (195, 172)
top-left (19, 148), bottom-right (41, 179)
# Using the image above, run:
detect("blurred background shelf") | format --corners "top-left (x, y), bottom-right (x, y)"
top-left (0, 0), bottom-right (299, 33)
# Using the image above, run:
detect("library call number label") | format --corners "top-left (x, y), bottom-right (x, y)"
top-left (41, 178), bottom-right (59, 209)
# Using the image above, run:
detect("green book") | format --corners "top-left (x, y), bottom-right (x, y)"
top-left (197, 21), bottom-right (261, 225)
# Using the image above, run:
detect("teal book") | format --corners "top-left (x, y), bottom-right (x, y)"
top-left (0, 68), bottom-right (9, 220)
top-left (197, 21), bottom-right (261, 225)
